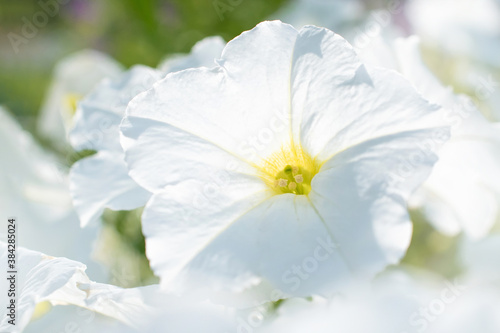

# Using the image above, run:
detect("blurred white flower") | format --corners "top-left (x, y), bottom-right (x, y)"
top-left (0, 242), bottom-right (237, 333)
top-left (104, 289), bottom-right (237, 333)
top-left (24, 305), bottom-right (131, 333)
top-left (259, 268), bottom-right (500, 333)
top-left (27, 294), bottom-right (236, 333)
top-left (37, 49), bottom-right (124, 148)
top-left (0, 242), bottom-right (152, 332)
top-left (270, 0), bottom-right (365, 33)
top-left (69, 37), bottom-right (225, 227)
top-left (120, 21), bottom-right (447, 302)
top-left (459, 233), bottom-right (500, 283)
top-left (359, 35), bottom-right (500, 239)
top-left (407, 0), bottom-right (500, 68)
top-left (0, 107), bottom-right (101, 277)
top-left (407, 0), bottom-right (500, 121)
top-left (257, 268), bottom-right (433, 333)
top-left (69, 66), bottom-right (159, 227)
top-left (158, 36), bottom-right (226, 73)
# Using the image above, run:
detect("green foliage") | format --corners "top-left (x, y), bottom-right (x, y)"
top-left (102, 208), bottom-right (158, 286)
top-left (0, 0), bottom-right (289, 123)
top-left (402, 209), bottom-right (462, 279)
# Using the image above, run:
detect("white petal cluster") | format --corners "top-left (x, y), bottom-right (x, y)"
top-left (0, 107), bottom-right (102, 277)
top-left (358, 35), bottom-right (500, 239)
top-left (69, 37), bottom-right (225, 226)
top-left (0, 242), bottom-right (234, 333)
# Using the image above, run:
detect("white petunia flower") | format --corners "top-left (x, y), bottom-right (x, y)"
top-left (69, 37), bottom-right (225, 227)
top-left (0, 242), bottom-right (237, 333)
top-left (120, 21), bottom-right (447, 302)
top-left (38, 50), bottom-right (123, 148)
top-left (359, 35), bottom-right (500, 239)
top-left (0, 242), bottom-right (154, 332)
top-left (0, 107), bottom-right (102, 277)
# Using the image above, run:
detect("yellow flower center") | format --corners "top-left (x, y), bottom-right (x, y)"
top-left (30, 301), bottom-right (52, 322)
top-left (259, 143), bottom-right (320, 195)
top-left (65, 93), bottom-right (82, 115)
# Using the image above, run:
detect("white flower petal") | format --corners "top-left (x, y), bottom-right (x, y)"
top-left (22, 278), bottom-right (237, 333)
top-left (290, 27), bottom-right (442, 160)
top-left (310, 129), bottom-right (443, 276)
top-left (0, 243), bottom-right (89, 331)
top-left (460, 234), bottom-right (500, 284)
top-left (121, 116), bottom-right (263, 193)
top-left (0, 108), bottom-right (101, 275)
top-left (158, 36), bottom-right (225, 72)
top-left (70, 151), bottom-right (150, 227)
top-left (123, 21), bottom-right (299, 166)
top-left (359, 34), bottom-right (500, 239)
top-left (387, 36), bottom-right (500, 238)
top-left (420, 138), bottom-right (500, 239)
top-left (107, 286), bottom-right (237, 333)
top-left (144, 190), bottom-right (352, 300)
top-left (0, 243), bottom-right (159, 332)
top-left (70, 39), bottom-right (227, 226)
top-left (260, 268), bottom-right (500, 333)
top-left (38, 50), bottom-right (123, 146)
top-left (68, 65), bottom-right (163, 225)
top-left (392, 36), bottom-right (457, 107)
top-left (141, 175), bottom-right (270, 290)
top-left (24, 305), bottom-right (131, 333)
top-left (70, 65), bottom-right (163, 152)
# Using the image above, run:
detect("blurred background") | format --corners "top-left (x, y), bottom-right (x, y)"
top-left (0, 0), bottom-right (288, 131)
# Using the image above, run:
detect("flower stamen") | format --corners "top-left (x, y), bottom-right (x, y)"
top-left (259, 143), bottom-right (320, 196)
top-left (277, 178), bottom-right (288, 187)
